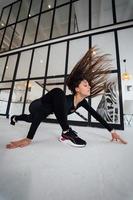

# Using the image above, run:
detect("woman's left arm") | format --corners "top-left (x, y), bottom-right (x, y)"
top-left (110, 129), bottom-right (127, 144)
top-left (81, 100), bottom-right (127, 144)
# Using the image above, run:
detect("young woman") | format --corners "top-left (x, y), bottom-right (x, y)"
top-left (6, 47), bottom-right (127, 149)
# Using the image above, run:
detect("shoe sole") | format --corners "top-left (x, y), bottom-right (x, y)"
top-left (59, 136), bottom-right (86, 148)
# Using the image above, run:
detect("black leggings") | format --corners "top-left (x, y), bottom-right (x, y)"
top-left (15, 88), bottom-right (69, 139)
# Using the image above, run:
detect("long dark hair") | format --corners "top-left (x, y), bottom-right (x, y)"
top-left (66, 47), bottom-right (113, 97)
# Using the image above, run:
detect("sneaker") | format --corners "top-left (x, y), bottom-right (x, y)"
top-left (10, 115), bottom-right (17, 125)
top-left (59, 128), bottom-right (86, 147)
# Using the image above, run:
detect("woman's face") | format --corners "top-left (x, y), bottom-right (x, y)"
top-left (75, 80), bottom-right (91, 97)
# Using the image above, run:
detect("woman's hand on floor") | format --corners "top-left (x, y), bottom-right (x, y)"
top-left (6, 138), bottom-right (32, 149)
top-left (111, 130), bottom-right (127, 144)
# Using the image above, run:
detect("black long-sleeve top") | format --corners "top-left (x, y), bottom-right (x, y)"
top-left (65, 94), bottom-right (113, 132)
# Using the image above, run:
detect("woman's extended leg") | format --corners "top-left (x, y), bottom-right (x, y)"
top-left (10, 98), bottom-right (42, 125)
top-left (10, 114), bottom-right (33, 125)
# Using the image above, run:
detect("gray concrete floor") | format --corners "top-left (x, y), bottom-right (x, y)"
top-left (0, 117), bottom-right (133, 200)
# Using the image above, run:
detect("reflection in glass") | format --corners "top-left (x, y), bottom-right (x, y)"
top-left (29, 0), bottom-right (42, 16)
top-left (115, 0), bottom-right (133, 22)
top-left (8, 1), bottom-right (21, 25)
top-left (56, 0), bottom-right (70, 6)
top-left (0, 29), bottom-right (4, 46)
top-left (1, 25), bottom-right (15, 51)
top-left (91, 73), bottom-right (120, 124)
top-left (0, 22), bottom-right (5, 29)
top-left (92, 32), bottom-right (117, 69)
top-left (36, 11), bottom-right (53, 42)
top-left (52, 5), bottom-right (69, 38)
top-left (18, 0), bottom-right (31, 21)
top-left (0, 82), bottom-right (12, 89)
top-left (68, 106), bottom-right (88, 122)
top-left (24, 80), bottom-right (44, 114)
top-left (42, 0), bottom-right (55, 11)
top-left (92, 0), bottom-right (113, 28)
top-left (3, 54), bottom-right (18, 81)
top-left (11, 21), bottom-right (26, 49)
top-left (0, 57), bottom-right (7, 81)
top-left (46, 78), bottom-right (64, 91)
top-left (16, 50), bottom-right (32, 79)
top-left (68, 37), bottom-right (89, 74)
top-left (47, 42), bottom-right (67, 76)
top-left (71, 0), bottom-right (89, 33)
top-left (30, 46), bottom-right (48, 78)
top-left (0, 89), bottom-right (10, 114)
top-left (10, 81), bottom-right (27, 115)
top-left (23, 16), bottom-right (39, 46)
top-left (0, 6), bottom-right (11, 26)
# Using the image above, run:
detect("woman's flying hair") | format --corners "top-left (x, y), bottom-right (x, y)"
top-left (66, 46), bottom-right (113, 97)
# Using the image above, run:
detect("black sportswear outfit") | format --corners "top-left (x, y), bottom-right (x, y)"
top-left (15, 88), bottom-right (113, 139)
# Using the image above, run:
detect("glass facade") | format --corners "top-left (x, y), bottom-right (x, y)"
top-left (0, 0), bottom-right (133, 128)
top-left (1, 0), bottom-right (133, 52)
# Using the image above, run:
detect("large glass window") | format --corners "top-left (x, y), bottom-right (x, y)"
top-left (42, 0), bottom-right (55, 11)
top-left (56, 0), bottom-right (70, 6)
top-left (10, 81), bottom-right (27, 115)
top-left (11, 21), bottom-right (27, 49)
top-left (92, 32), bottom-right (117, 70)
top-left (36, 11), bottom-right (53, 42)
top-left (67, 37), bottom-right (89, 123)
top-left (71, 0), bottom-right (89, 34)
top-left (18, 0), bottom-right (31, 21)
top-left (8, 1), bottom-right (21, 25)
top-left (115, 0), bottom-right (133, 22)
top-left (16, 50), bottom-right (32, 79)
top-left (0, 29), bottom-right (4, 45)
top-left (0, 6), bottom-right (11, 27)
top-left (30, 46), bottom-right (48, 78)
top-left (91, 73), bottom-right (120, 124)
top-left (91, 33), bottom-right (120, 126)
top-left (29, 0), bottom-right (42, 17)
top-left (92, 0), bottom-right (113, 28)
top-left (24, 79), bottom-right (44, 114)
top-left (1, 25), bottom-right (15, 51)
top-left (0, 57), bottom-right (7, 81)
top-left (23, 16), bottom-right (39, 46)
top-left (3, 54), bottom-right (18, 81)
top-left (52, 5), bottom-right (69, 38)
top-left (68, 37), bottom-right (89, 74)
top-left (0, 88), bottom-right (11, 114)
top-left (47, 42), bottom-right (67, 76)
top-left (45, 79), bottom-right (64, 92)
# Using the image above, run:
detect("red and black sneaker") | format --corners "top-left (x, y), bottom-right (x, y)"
top-left (59, 128), bottom-right (86, 147)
